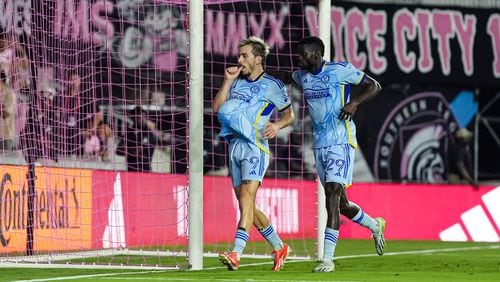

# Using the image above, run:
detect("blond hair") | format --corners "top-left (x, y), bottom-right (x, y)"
top-left (238, 36), bottom-right (270, 60)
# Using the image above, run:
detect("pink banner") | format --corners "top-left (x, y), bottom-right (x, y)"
top-left (342, 183), bottom-right (499, 241)
top-left (92, 171), bottom-right (189, 248)
top-left (203, 176), bottom-right (317, 243)
top-left (91, 171), bottom-right (500, 247)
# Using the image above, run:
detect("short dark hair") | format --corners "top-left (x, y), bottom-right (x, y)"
top-left (298, 36), bottom-right (325, 56)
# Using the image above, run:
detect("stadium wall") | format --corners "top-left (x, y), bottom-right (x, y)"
top-left (0, 165), bottom-right (498, 253)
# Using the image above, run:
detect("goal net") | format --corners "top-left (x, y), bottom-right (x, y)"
top-left (0, 0), bottom-right (322, 268)
top-left (202, 0), bottom-right (319, 260)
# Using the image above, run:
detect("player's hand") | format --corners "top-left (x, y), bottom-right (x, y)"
top-left (224, 66), bottom-right (242, 81)
top-left (263, 123), bottom-right (279, 139)
top-left (339, 101), bottom-right (359, 121)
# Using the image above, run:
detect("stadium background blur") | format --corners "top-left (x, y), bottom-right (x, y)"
top-left (0, 0), bottom-right (498, 269)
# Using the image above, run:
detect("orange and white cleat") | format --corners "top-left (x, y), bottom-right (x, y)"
top-left (218, 251), bottom-right (239, 271)
top-left (272, 243), bottom-right (290, 271)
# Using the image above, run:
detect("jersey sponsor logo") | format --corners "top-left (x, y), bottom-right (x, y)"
top-left (230, 91), bottom-right (251, 102)
top-left (304, 89), bottom-right (330, 100)
top-left (374, 92), bottom-right (458, 182)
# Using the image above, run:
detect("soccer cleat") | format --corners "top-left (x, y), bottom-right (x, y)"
top-left (271, 243), bottom-right (290, 271)
top-left (372, 217), bottom-right (386, 256)
top-left (218, 251), bottom-right (239, 271)
top-left (312, 260), bottom-right (335, 272)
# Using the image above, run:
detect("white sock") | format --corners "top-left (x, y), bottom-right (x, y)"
top-left (351, 209), bottom-right (378, 233)
top-left (323, 227), bottom-right (339, 261)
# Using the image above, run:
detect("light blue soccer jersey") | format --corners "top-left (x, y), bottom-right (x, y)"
top-left (217, 72), bottom-right (291, 154)
top-left (292, 62), bottom-right (365, 148)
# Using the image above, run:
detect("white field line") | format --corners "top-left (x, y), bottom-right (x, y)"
top-left (204, 244), bottom-right (500, 270)
top-left (100, 278), bottom-right (360, 282)
top-left (10, 245), bottom-right (500, 282)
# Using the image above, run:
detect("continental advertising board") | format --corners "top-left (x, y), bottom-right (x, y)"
top-left (0, 166), bottom-right (92, 253)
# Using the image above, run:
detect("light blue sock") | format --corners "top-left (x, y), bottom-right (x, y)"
top-left (259, 224), bottom-right (284, 251)
top-left (323, 227), bottom-right (339, 262)
top-left (232, 228), bottom-right (249, 257)
top-left (351, 209), bottom-right (378, 233)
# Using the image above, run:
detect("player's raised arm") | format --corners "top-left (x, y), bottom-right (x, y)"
top-left (212, 66), bottom-right (242, 113)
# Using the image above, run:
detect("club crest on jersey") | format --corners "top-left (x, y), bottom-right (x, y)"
top-left (321, 75), bottom-right (330, 83)
top-left (250, 85), bottom-right (260, 93)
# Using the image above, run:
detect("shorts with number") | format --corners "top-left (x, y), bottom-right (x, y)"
top-left (314, 144), bottom-right (355, 187)
top-left (229, 138), bottom-right (269, 187)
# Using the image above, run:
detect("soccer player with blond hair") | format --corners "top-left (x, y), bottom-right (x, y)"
top-left (213, 36), bottom-right (295, 271)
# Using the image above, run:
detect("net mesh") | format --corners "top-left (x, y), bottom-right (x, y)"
top-left (0, 0), bottom-right (320, 267)
top-left (203, 0), bottom-right (316, 180)
top-left (202, 0), bottom-right (317, 258)
top-left (0, 0), bottom-right (190, 267)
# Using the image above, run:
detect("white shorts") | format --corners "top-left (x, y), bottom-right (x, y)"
top-left (314, 144), bottom-right (355, 187)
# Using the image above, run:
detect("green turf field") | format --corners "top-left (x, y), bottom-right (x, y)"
top-left (1, 240), bottom-right (499, 281)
